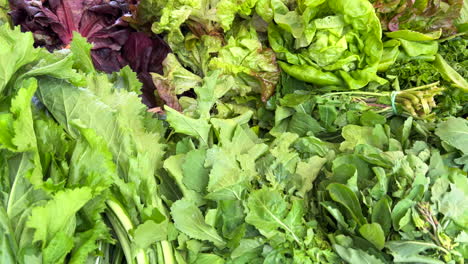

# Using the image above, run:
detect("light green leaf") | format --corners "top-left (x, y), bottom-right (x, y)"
top-left (70, 32), bottom-right (95, 74)
top-left (339, 125), bottom-right (373, 152)
top-left (386, 241), bottom-right (446, 264)
top-left (385, 30), bottom-right (442, 41)
top-left (359, 223), bottom-right (385, 250)
top-left (334, 244), bottom-right (385, 264)
top-left (133, 220), bottom-right (168, 248)
top-left (294, 156), bottom-right (327, 197)
top-left (438, 184), bottom-right (468, 227)
top-left (165, 106), bottom-right (211, 145)
top-left (164, 154), bottom-right (204, 205)
top-left (245, 188), bottom-right (302, 243)
top-left (27, 187), bottom-right (93, 244)
top-left (171, 199), bottom-right (225, 247)
top-left (435, 117), bottom-right (468, 155)
top-left (0, 25), bottom-right (39, 95)
top-left (434, 54), bottom-right (468, 91)
top-left (182, 148), bottom-right (210, 193)
top-left (69, 222), bottom-right (110, 264)
top-left (43, 231), bottom-right (74, 264)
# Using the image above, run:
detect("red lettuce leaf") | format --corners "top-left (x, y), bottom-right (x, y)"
top-left (123, 32), bottom-right (172, 108)
top-left (9, 0), bottom-right (171, 108)
top-left (372, 0), bottom-right (464, 36)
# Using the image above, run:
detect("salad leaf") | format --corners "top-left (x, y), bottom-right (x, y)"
top-left (268, 0), bottom-right (384, 89)
top-left (372, 0), bottom-right (465, 36)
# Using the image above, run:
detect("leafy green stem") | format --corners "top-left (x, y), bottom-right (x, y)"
top-left (106, 199), bottom-right (149, 264)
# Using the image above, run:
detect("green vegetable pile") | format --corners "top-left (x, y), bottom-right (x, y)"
top-left (0, 0), bottom-right (467, 263)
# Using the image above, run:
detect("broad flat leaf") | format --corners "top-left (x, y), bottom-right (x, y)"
top-left (0, 25), bottom-right (39, 95)
top-left (171, 199), bottom-right (225, 247)
top-left (327, 183), bottom-right (367, 226)
top-left (435, 117), bottom-right (468, 155)
top-left (318, 104), bottom-right (338, 129)
top-left (294, 156), bottom-right (327, 197)
top-left (370, 167), bottom-right (389, 200)
top-left (288, 112), bottom-right (324, 136)
top-left (70, 32), bottom-right (95, 74)
top-left (133, 220), bottom-right (168, 248)
top-left (42, 231), bottom-right (74, 264)
top-left (339, 125), bottom-right (374, 152)
top-left (372, 197), bottom-right (392, 236)
top-left (194, 70), bottom-right (229, 120)
top-left (245, 188), bottom-right (302, 243)
top-left (334, 244), bottom-right (385, 264)
top-left (210, 111), bottom-right (253, 143)
top-left (219, 200), bottom-right (245, 240)
top-left (37, 76), bottom-right (166, 189)
top-left (386, 241), bottom-right (446, 264)
top-left (27, 187), bottom-right (93, 244)
top-left (164, 154), bottom-right (203, 205)
top-left (438, 184), bottom-right (468, 227)
top-left (321, 201), bottom-right (349, 229)
top-left (165, 106), bottom-right (211, 145)
top-left (359, 223), bottom-right (385, 250)
top-left (360, 111), bottom-right (386, 127)
top-left (68, 124), bottom-right (116, 193)
top-left (182, 149), bottom-right (210, 193)
top-left (230, 238), bottom-right (263, 259)
top-left (391, 199), bottom-right (416, 230)
top-left (434, 54), bottom-right (468, 91)
top-left (205, 146), bottom-right (247, 201)
top-left (193, 253), bottom-right (225, 264)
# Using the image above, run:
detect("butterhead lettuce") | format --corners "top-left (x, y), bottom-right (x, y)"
top-left (266, 0), bottom-right (385, 89)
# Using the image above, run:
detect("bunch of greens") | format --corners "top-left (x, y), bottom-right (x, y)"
top-left (1, 0), bottom-right (468, 262)
top-left (0, 25), bottom-right (177, 264)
